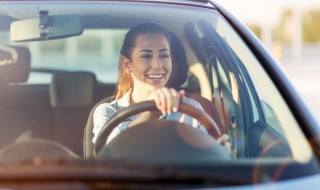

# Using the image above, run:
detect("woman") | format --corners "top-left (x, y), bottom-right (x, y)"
top-left (92, 23), bottom-right (230, 152)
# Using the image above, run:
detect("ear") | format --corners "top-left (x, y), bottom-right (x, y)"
top-left (121, 56), bottom-right (131, 73)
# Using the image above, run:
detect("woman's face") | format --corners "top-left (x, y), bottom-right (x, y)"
top-left (126, 33), bottom-right (172, 92)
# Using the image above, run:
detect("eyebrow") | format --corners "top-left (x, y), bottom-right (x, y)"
top-left (139, 48), bottom-right (170, 53)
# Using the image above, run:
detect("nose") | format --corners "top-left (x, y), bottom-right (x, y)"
top-left (151, 57), bottom-right (162, 69)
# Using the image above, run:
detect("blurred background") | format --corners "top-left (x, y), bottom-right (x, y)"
top-left (215, 0), bottom-right (320, 123)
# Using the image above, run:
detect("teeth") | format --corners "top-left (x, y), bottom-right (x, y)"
top-left (147, 74), bottom-right (163, 79)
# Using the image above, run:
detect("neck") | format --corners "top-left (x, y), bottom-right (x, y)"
top-left (130, 87), bottom-right (152, 104)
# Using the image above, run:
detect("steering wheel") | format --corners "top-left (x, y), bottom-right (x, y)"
top-left (94, 100), bottom-right (222, 156)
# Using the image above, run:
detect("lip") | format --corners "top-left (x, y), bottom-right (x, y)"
top-left (145, 74), bottom-right (165, 80)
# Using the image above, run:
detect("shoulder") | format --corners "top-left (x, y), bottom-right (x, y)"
top-left (93, 91), bottom-right (130, 117)
top-left (93, 99), bottom-right (119, 116)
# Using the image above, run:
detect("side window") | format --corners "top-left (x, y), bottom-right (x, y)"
top-left (185, 18), bottom-right (310, 160)
top-left (214, 17), bottom-right (312, 161)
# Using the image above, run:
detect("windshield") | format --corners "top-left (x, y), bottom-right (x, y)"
top-left (0, 0), bottom-right (318, 187)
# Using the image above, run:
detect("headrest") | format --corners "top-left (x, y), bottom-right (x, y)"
top-left (0, 45), bottom-right (31, 83)
top-left (166, 33), bottom-right (188, 88)
top-left (50, 71), bottom-right (97, 109)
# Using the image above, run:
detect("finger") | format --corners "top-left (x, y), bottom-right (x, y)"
top-left (221, 134), bottom-right (230, 141)
top-left (217, 134), bottom-right (229, 143)
top-left (169, 88), bottom-right (179, 112)
top-left (223, 140), bottom-right (231, 149)
top-left (179, 90), bottom-right (186, 97)
top-left (217, 134), bottom-right (232, 154)
top-left (164, 88), bottom-right (180, 113)
top-left (178, 89), bottom-right (185, 101)
top-left (156, 89), bottom-right (167, 114)
top-left (162, 88), bottom-right (173, 114)
top-left (149, 91), bottom-right (162, 111)
top-left (224, 142), bottom-right (232, 153)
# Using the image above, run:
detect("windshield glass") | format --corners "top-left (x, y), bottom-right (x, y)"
top-left (0, 0), bottom-right (318, 185)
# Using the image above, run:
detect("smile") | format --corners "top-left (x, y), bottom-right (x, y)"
top-left (146, 74), bottom-right (164, 79)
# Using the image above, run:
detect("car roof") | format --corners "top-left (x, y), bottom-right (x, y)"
top-left (0, 0), bottom-right (216, 28)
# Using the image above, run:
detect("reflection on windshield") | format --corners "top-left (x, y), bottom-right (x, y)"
top-left (0, 1), bottom-right (317, 186)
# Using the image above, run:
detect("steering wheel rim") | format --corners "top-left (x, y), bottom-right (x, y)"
top-left (94, 100), bottom-right (221, 155)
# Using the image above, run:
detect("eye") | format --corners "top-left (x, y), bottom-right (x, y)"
top-left (141, 54), bottom-right (153, 60)
top-left (159, 53), bottom-right (170, 60)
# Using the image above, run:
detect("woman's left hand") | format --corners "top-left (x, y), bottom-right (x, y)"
top-left (147, 87), bottom-right (185, 115)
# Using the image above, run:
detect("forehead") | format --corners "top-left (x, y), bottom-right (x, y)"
top-left (134, 33), bottom-right (170, 51)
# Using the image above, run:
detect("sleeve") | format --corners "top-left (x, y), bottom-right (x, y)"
top-left (92, 102), bottom-right (131, 144)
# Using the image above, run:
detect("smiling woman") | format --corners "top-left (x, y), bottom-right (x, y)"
top-left (91, 23), bottom-right (226, 148)
top-left (0, 0), bottom-right (319, 189)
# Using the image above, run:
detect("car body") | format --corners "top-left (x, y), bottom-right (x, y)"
top-left (0, 0), bottom-right (319, 189)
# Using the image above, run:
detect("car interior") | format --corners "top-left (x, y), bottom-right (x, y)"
top-left (84, 33), bottom-right (224, 159)
top-left (0, 2), bottom-right (320, 190)
top-left (0, 2), bottom-right (319, 186)
top-left (0, 45), bottom-right (105, 156)
top-left (0, 1), bottom-right (312, 168)
top-left (0, 36), bottom-right (291, 161)
top-left (0, 33), bottom-right (227, 159)
top-left (0, 45), bottom-right (39, 148)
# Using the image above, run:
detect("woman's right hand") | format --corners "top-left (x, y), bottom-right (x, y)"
top-left (147, 87), bottom-right (185, 115)
top-left (217, 134), bottom-right (232, 155)
top-left (128, 87), bottom-right (184, 127)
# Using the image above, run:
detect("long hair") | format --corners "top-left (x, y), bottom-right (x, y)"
top-left (115, 23), bottom-right (171, 99)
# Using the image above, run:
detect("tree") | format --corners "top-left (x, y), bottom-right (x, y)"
top-left (302, 8), bottom-right (320, 42)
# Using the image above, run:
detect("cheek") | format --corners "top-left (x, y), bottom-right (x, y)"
top-left (165, 62), bottom-right (173, 74)
top-left (131, 61), bottom-right (147, 73)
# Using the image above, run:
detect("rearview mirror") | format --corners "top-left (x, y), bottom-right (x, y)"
top-left (10, 13), bottom-right (83, 42)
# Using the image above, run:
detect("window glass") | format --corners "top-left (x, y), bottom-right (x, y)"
top-left (214, 16), bottom-right (312, 163)
top-left (7, 29), bottom-right (127, 84)
top-left (0, 0), bottom-right (313, 164)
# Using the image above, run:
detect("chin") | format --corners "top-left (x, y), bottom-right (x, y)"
top-left (147, 84), bottom-right (165, 91)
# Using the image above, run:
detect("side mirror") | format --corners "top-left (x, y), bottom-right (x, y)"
top-left (10, 12), bottom-right (83, 42)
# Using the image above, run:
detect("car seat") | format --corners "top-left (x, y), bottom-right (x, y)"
top-left (49, 71), bottom-right (97, 156)
top-left (0, 45), bottom-right (39, 148)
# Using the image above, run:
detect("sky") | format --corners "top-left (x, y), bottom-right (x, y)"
top-left (214, 0), bottom-right (320, 25)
